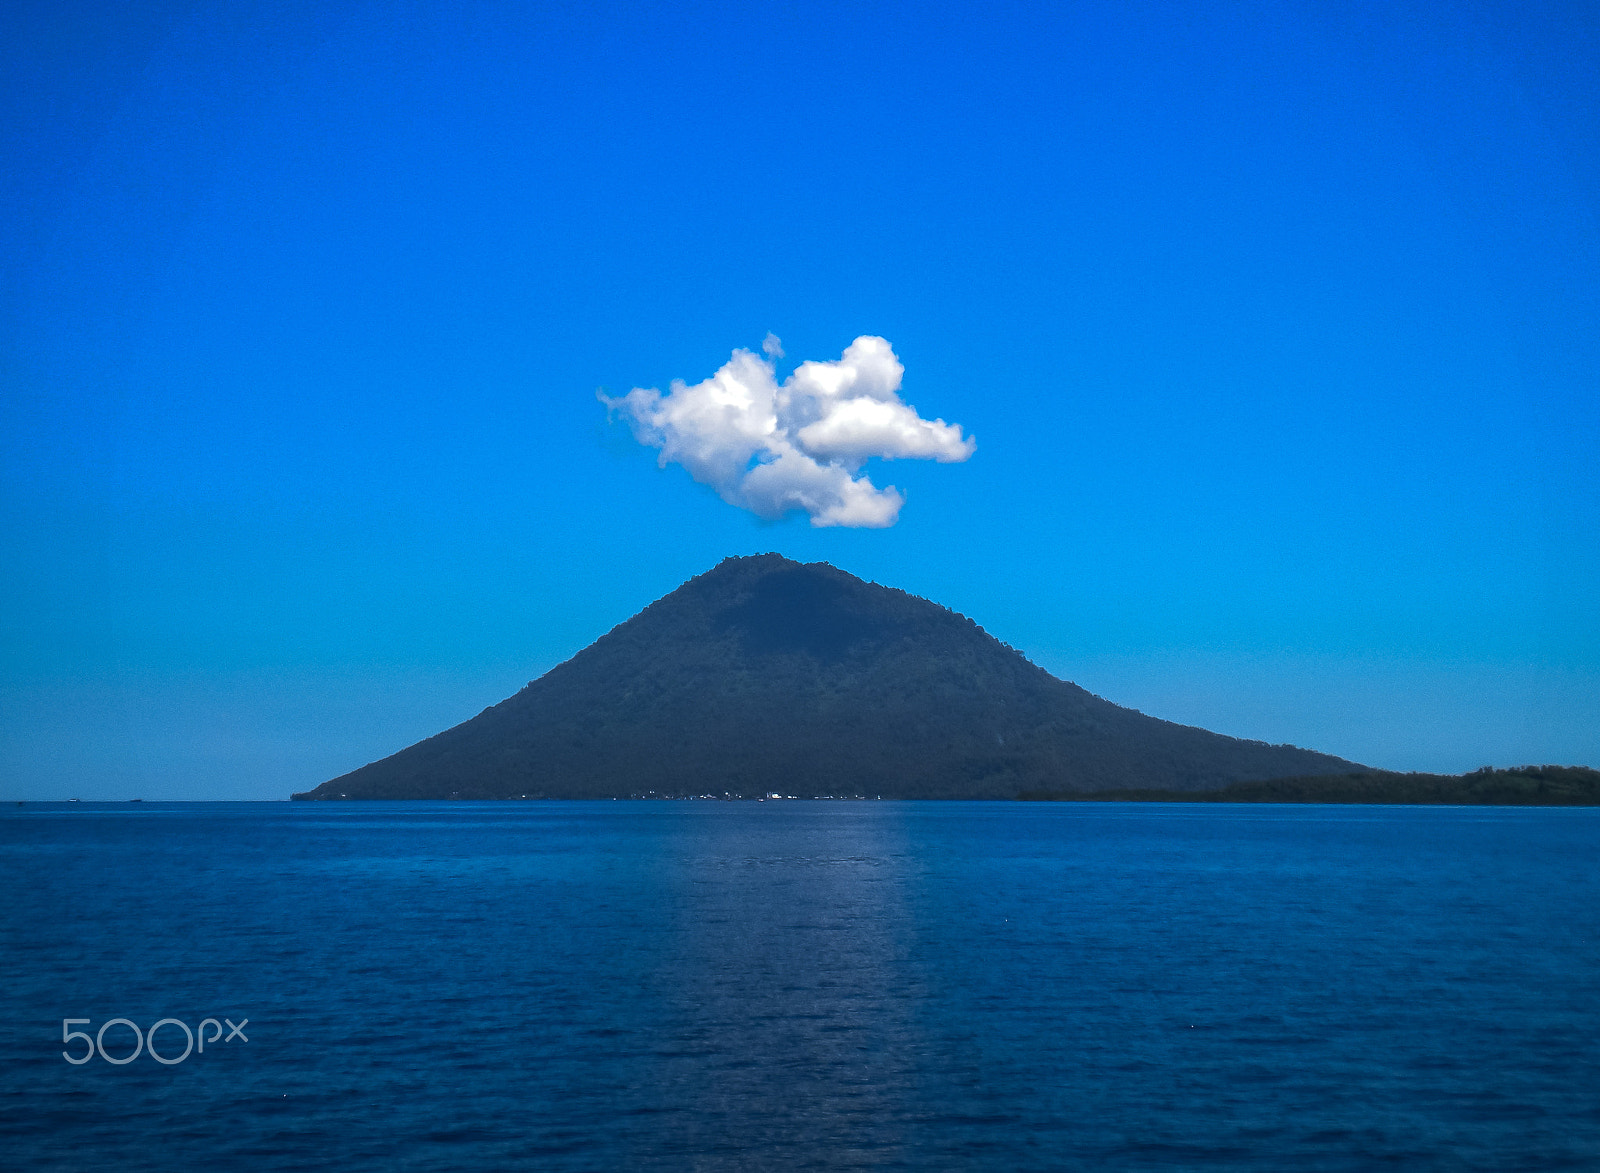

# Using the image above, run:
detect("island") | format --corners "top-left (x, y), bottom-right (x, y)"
top-left (1019, 765), bottom-right (1600, 805)
top-left (294, 554), bottom-right (1364, 801)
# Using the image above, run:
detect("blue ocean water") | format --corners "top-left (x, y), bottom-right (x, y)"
top-left (2, 801), bottom-right (1597, 1171)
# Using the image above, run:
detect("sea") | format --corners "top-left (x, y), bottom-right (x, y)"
top-left (2, 800), bottom-right (1597, 1171)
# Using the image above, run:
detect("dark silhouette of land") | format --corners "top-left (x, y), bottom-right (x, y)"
top-left (293, 554), bottom-right (1361, 800)
top-left (1019, 765), bottom-right (1600, 805)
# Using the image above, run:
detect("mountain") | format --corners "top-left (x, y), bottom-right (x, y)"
top-left (292, 554), bottom-right (1360, 800)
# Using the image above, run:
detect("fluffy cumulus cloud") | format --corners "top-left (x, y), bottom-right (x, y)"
top-left (601, 335), bottom-right (974, 527)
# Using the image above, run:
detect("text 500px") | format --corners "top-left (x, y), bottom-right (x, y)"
top-left (61, 1017), bottom-right (248, 1065)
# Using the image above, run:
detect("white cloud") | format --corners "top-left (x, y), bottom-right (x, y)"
top-left (601, 336), bottom-right (974, 528)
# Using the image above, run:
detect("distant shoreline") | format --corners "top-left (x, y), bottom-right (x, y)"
top-left (1017, 766), bottom-right (1600, 806)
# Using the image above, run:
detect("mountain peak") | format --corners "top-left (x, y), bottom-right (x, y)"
top-left (293, 557), bottom-right (1358, 800)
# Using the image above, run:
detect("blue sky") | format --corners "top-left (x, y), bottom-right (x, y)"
top-left (3, 0), bottom-right (1597, 799)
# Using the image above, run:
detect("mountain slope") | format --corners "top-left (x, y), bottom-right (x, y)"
top-left (293, 554), bottom-right (1359, 800)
